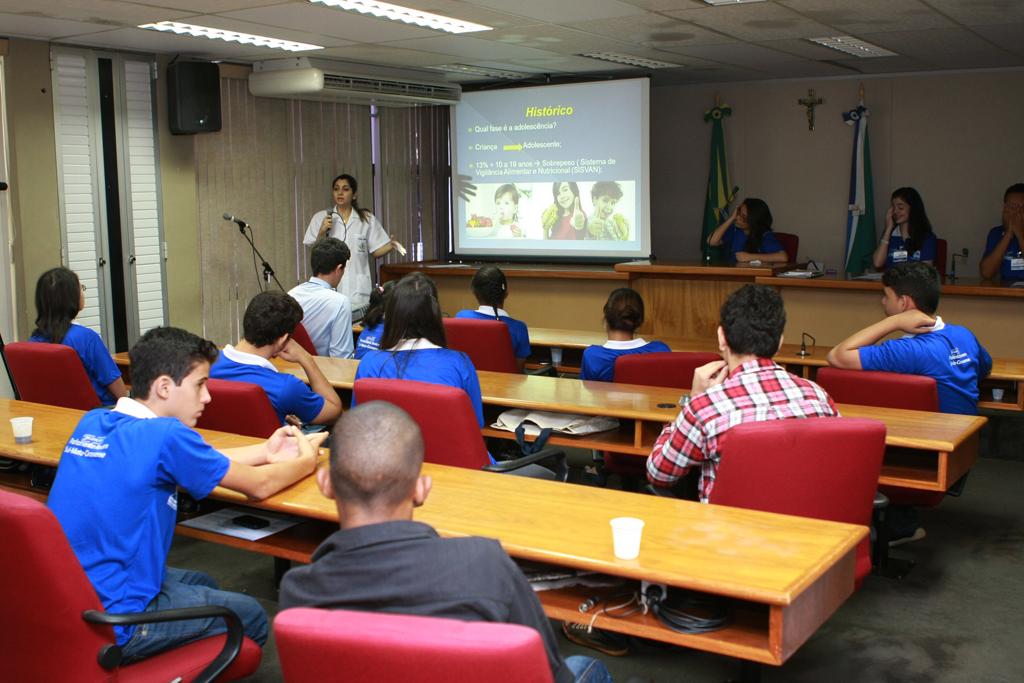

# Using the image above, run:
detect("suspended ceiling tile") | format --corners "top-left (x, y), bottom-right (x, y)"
top-left (480, 23), bottom-right (632, 55)
top-left (971, 23), bottom-right (1024, 57)
top-left (778, 0), bottom-right (954, 33)
top-left (465, 0), bottom-right (645, 23)
top-left (673, 42), bottom-right (812, 68)
top-left (621, 0), bottom-right (706, 10)
top-left (219, 4), bottom-right (439, 42)
top-left (112, 0), bottom-right (285, 11)
top-left (386, 34), bottom-right (565, 61)
top-left (857, 28), bottom-right (1021, 68)
top-left (0, 11), bottom-right (115, 38)
top-left (923, 0), bottom-right (1024, 26)
top-left (0, 0), bottom-right (192, 27)
top-left (661, 2), bottom-right (834, 41)
top-left (574, 13), bottom-right (737, 48)
top-left (827, 55), bottom-right (940, 74)
top-left (317, 44), bottom-right (458, 66)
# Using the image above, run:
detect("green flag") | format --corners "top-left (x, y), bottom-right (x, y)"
top-left (701, 103), bottom-right (735, 261)
top-left (842, 104), bottom-right (876, 274)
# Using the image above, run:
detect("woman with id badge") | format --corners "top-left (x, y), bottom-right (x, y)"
top-left (873, 187), bottom-right (937, 270)
top-left (303, 174), bottom-right (402, 321)
top-left (979, 183), bottom-right (1024, 283)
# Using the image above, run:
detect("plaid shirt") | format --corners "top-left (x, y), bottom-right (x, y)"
top-left (646, 358), bottom-right (838, 502)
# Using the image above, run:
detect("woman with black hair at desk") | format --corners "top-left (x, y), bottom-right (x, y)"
top-left (706, 198), bottom-right (788, 264)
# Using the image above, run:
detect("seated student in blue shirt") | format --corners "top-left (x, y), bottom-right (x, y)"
top-left (827, 261), bottom-right (992, 415)
top-left (28, 266), bottom-right (126, 405)
top-left (580, 288), bottom-right (670, 382)
top-left (354, 272), bottom-right (484, 428)
top-left (47, 326), bottom-right (324, 662)
top-left (354, 280), bottom-right (395, 360)
top-left (287, 237), bottom-right (354, 358)
top-left (872, 187), bottom-right (938, 271)
top-left (706, 198), bottom-right (788, 265)
top-left (979, 182), bottom-right (1024, 282)
top-left (455, 265), bottom-right (531, 371)
top-left (210, 291), bottom-right (342, 427)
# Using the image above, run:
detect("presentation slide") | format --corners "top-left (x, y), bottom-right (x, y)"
top-left (451, 78), bottom-right (650, 261)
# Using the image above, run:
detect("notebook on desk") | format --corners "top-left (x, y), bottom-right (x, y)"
top-left (778, 270), bottom-right (824, 279)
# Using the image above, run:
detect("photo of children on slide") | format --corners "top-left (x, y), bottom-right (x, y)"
top-left (465, 180), bottom-right (636, 241)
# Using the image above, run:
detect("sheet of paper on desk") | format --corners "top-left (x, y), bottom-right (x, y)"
top-left (179, 508), bottom-right (301, 541)
top-left (778, 270), bottom-right (824, 278)
top-left (852, 272), bottom-right (884, 281)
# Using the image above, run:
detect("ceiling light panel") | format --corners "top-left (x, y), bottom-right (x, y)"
top-left (310, 0), bottom-right (492, 34)
top-left (578, 52), bottom-right (681, 69)
top-left (425, 64), bottom-right (526, 79)
top-left (807, 35), bottom-right (897, 58)
top-left (138, 21), bottom-right (324, 51)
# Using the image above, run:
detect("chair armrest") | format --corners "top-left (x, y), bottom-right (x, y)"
top-left (873, 490), bottom-right (889, 508)
top-left (483, 446), bottom-right (568, 481)
top-left (82, 604), bottom-right (244, 683)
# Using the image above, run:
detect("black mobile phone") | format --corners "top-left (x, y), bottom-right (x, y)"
top-left (232, 514), bottom-right (270, 530)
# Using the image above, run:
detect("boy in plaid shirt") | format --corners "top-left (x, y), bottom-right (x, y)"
top-left (647, 285), bottom-right (837, 501)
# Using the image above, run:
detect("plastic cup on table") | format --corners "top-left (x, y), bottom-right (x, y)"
top-left (10, 417), bottom-right (33, 444)
top-left (609, 517), bottom-right (645, 560)
top-left (992, 388), bottom-right (1005, 402)
top-left (550, 347), bottom-right (563, 367)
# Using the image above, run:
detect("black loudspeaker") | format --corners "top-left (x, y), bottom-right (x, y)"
top-left (167, 62), bottom-right (222, 135)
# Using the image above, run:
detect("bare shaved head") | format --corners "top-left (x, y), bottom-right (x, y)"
top-left (328, 401), bottom-right (425, 510)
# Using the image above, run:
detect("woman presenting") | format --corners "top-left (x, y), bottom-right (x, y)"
top-left (303, 174), bottom-right (401, 320)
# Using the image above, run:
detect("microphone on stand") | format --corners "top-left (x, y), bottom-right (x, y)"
top-left (797, 332), bottom-right (816, 358)
top-left (223, 212), bottom-right (248, 232)
top-left (950, 247), bottom-right (969, 283)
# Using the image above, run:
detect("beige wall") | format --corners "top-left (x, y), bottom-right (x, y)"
top-left (650, 69), bottom-right (1024, 269)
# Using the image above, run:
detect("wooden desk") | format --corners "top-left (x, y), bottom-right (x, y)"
top-left (112, 352), bottom-right (986, 491)
top-left (0, 398), bottom-right (863, 666)
top-left (520, 328), bottom-right (1024, 412)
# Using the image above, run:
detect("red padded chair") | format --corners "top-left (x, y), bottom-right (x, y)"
top-left (4, 341), bottom-right (101, 410)
top-left (712, 418), bottom-right (886, 589)
top-left (773, 231), bottom-right (800, 263)
top-left (196, 378), bottom-right (282, 438)
top-left (0, 489), bottom-right (261, 683)
top-left (935, 238), bottom-right (948, 278)
top-left (816, 367), bottom-right (944, 510)
top-left (442, 318), bottom-right (519, 374)
top-left (275, 607), bottom-right (553, 683)
top-left (353, 378), bottom-right (566, 479)
top-left (291, 323), bottom-right (318, 356)
top-left (614, 351), bottom-right (723, 389)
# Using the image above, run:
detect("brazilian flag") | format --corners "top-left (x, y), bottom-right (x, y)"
top-left (701, 103), bottom-right (735, 262)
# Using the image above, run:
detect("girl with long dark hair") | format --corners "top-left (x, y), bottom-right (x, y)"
top-left (455, 266), bottom-right (531, 370)
top-left (541, 181), bottom-right (586, 240)
top-left (873, 187), bottom-right (937, 270)
top-left (707, 197), bottom-right (788, 264)
top-left (303, 173), bottom-right (398, 320)
top-left (29, 266), bottom-right (126, 404)
top-left (580, 288), bottom-right (670, 382)
top-left (354, 273), bottom-right (484, 426)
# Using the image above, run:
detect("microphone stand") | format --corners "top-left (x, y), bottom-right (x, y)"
top-left (232, 220), bottom-right (285, 292)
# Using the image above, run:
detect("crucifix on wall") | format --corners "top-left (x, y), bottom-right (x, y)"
top-left (798, 89), bottom-right (824, 131)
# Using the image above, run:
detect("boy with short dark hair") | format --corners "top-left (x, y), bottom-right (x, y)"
top-left (288, 237), bottom-right (354, 358)
top-left (827, 262), bottom-right (992, 415)
top-left (48, 326), bottom-right (324, 661)
top-left (586, 181), bottom-right (629, 241)
top-left (210, 291), bottom-right (342, 426)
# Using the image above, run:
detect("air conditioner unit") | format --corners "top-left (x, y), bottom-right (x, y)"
top-left (249, 58), bottom-right (460, 106)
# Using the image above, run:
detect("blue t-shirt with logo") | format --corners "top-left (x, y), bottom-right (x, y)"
top-left (355, 321), bottom-right (385, 360)
top-left (858, 321), bottom-right (992, 415)
top-left (29, 323), bottom-right (121, 405)
top-left (210, 350), bottom-right (324, 424)
top-left (982, 226), bottom-right (1023, 281)
top-left (354, 347), bottom-right (484, 427)
top-left (720, 225), bottom-right (785, 264)
top-left (48, 407), bottom-right (229, 644)
top-left (581, 340), bottom-right (672, 382)
top-left (455, 309), bottom-right (532, 359)
top-left (884, 232), bottom-right (938, 269)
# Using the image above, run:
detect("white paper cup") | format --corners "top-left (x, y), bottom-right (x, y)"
top-left (10, 417), bottom-right (33, 444)
top-left (610, 517), bottom-right (645, 560)
top-left (992, 388), bottom-right (1005, 402)
top-left (550, 347), bottom-right (563, 366)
